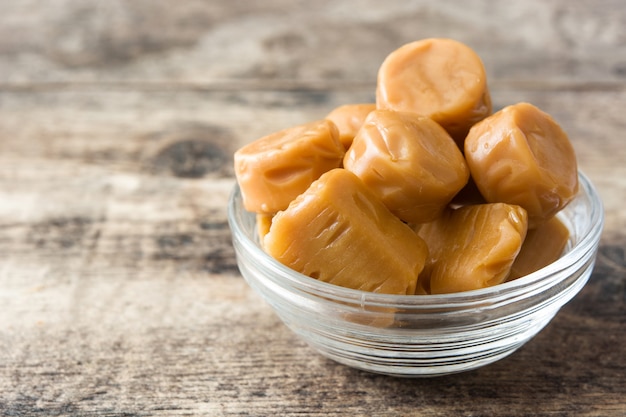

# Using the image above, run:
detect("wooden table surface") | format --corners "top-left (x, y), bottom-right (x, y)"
top-left (1, 1), bottom-right (624, 416)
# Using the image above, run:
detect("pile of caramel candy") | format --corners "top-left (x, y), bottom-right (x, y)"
top-left (234, 38), bottom-right (578, 295)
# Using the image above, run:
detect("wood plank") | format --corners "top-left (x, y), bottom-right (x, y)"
top-left (1, 0), bottom-right (626, 86)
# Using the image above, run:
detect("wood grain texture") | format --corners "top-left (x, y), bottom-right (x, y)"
top-left (0, 1), bottom-right (624, 416)
top-left (1, 0), bottom-right (626, 86)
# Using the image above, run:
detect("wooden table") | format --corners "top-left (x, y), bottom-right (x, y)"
top-left (1, 1), bottom-right (624, 415)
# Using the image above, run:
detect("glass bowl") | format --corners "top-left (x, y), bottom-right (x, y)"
top-left (228, 171), bottom-right (604, 377)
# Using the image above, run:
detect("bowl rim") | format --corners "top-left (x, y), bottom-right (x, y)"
top-left (228, 170), bottom-right (604, 309)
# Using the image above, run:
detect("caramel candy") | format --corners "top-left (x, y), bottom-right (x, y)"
top-left (343, 109), bottom-right (469, 224)
top-left (264, 168), bottom-right (428, 295)
top-left (376, 38), bottom-right (492, 145)
top-left (508, 216), bottom-right (570, 280)
top-left (325, 103), bottom-right (376, 150)
top-left (234, 119), bottom-right (344, 213)
top-left (464, 102), bottom-right (578, 228)
top-left (256, 213), bottom-right (273, 248)
top-left (416, 203), bottom-right (528, 294)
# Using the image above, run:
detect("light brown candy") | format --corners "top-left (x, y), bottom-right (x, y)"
top-left (508, 216), bottom-right (570, 280)
top-left (343, 109), bottom-right (469, 224)
top-left (464, 102), bottom-right (578, 228)
top-left (325, 103), bottom-right (376, 150)
top-left (264, 168), bottom-right (428, 295)
top-left (376, 38), bottom-right (492, 145)
top-left (416, 203), bottom-right (528, 294)
top-left (256, 213), bottom-right (273, 248)
top-left (234, 119), bottom-right (344, 213)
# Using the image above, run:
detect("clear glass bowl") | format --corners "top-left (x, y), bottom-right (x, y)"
top-left (228, 171), bottom-right (604, 377)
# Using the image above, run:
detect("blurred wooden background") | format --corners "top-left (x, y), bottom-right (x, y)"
top-left (0, 1), bottom-right (624, 416)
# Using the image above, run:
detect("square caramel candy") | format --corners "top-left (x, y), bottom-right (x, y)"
top-left (344, 109), bottom-right (469, 224)
top-left (416, 203), bottom-right (528, 294)
top-left (234, 119), bottom-right (344, 214)
top-left (264, 168), bottom-right (428, 295)
top-left (464, 102), bottom-right (578, 228)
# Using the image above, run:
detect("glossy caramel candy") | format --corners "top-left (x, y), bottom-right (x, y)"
top-left (256, 213), bottom-right (273, 248)
top-left (325, 103), bottom-right (376, 150)
top-left (234, 119), bottom-right (344, 213)
top-left (464, 102), bottom-right (578, 228)
top-left (416, 203), bottom-right (528, 294)
top-left (508, 216), bottom-right (570, 280)
top-left (264, 168), bottom-right (428, 295)
top-left (376, 38), bottom-right (492, 145)
top-left (343, 110), bottom-right (469, 224)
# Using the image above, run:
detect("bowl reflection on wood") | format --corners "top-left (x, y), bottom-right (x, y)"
top-left (228, 171), bottom-right (603, 377)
